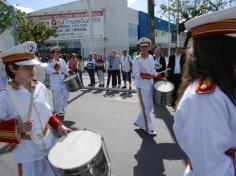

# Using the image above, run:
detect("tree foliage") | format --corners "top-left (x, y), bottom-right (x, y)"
top-left (160, 0), bottom-right (236, 32)
top-left (0, 1), bottom-right (57, 46)
top-left (14, 20), bottom-right (57, 47)
top-left (0, 0), bottom-right (11, 34)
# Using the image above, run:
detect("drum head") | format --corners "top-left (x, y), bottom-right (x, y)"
top-left (154, 80), bottom-right (174, 92)
top-left (48, 130), bottom-right (102, 170)
top-left (64, 74), bottom-right (77, 82)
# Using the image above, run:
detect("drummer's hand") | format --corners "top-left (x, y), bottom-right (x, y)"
top-left (57, 125), bottom-right (71, 136)
top-left (17, 120), bottom-right (33, 133)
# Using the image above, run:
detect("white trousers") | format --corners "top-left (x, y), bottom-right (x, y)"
top-left (21, 158), bottom-right (61, 176)
top-left (52, 85), bottom-right (69, 113)
top-left (135, 87), bottom-right (155, 132)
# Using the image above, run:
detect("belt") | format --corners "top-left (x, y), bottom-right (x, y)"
top-left (7, 125), bottom-right (49, 152)
top-left (21, 124), bottom-right (49, 140)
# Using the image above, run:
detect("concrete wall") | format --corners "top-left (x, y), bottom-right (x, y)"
top-left (0, 29), bottom-right (14, 51)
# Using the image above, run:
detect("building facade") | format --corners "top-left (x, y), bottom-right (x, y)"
top-left (0, 0), bottom-right (179, 59)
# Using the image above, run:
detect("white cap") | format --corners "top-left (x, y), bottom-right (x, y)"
top-left (0, 41), bottom-right (40, 65)
top-left (138, 37), bottom-right (152, 46)
top-left (50, 45), bottom-right (60, 52)
top-left (185, 6), bottom-right (236, 39)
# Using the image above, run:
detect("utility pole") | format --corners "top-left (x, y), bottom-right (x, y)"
top-left (148, 0), bottom-right (155, 46)
top-left (87, 0), bottom-right (94, 54)
top-left (9, 5), bottom-right (18, 46)
top-left (168, 0), bottom-right (171, 57)
top-left (176, 0), bottom-right (180, 46)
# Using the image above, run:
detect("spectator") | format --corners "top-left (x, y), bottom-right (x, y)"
top-left (96, 54), bottom-right (105, 87)
top-left (106, 54), bottom-right (113, 88)
top-left (120, 49), bottom-right (132, 90)
top-left (111, 50), bottom-right (121, 88)
top-left (77, 55), bottom-right (84, 87)
top-left (87, 54), bottom-right (96, 87)
top-left (167, 45), bottom-right (185, 107)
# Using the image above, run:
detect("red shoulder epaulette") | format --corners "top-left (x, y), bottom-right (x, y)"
top-left (0, 119), bottom-right (19, 144)
top-left (8, 81), bottom-right (19, 89)
top-left (196, 77), bottom-right (216, 94)
top-left (48, 114), bottom-right (63, 130)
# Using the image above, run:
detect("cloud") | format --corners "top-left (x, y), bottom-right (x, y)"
top-left (128, 0), bottom-right (136, 6)
top-left (13, 4), bottom-right (34, 13)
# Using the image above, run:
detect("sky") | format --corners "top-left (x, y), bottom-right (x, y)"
top-left (6, 0), bottom-right (150, 13)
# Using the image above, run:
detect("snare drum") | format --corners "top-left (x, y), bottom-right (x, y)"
top-left (48, 130), bottom-right (111, 176)
top-left (63, 74), bottom-right (82, 92)
top-left (154, 80), bottom-right (174, 105)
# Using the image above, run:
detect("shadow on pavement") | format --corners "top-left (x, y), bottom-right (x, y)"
top-left (0, 143), bottom-right (11, 155)
top-left (133, 129), bottom-right (186, 176)
top-left (153, 105), bottom-right (187, 163)
top-left (68, 89), bottom-right (92, 105)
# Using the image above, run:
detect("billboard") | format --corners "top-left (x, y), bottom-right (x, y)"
top-left (29, 10), bottom-right (105, 41)
top-left (155, 29), bottom-right (171, 44)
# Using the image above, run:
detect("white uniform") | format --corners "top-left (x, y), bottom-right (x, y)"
top-left (174, 80), bottom-right (236, 176)
top-left (46, 58), bottom-right (69, 113)
top-left (132, 55), bottom-right (158, 132)
top-left (0, 82), bottom-right (60, 176)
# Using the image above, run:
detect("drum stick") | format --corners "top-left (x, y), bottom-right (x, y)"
top-left (27, 84), bottom-right (35, 121)
top-left (157, 68), bottom-right (171, 75)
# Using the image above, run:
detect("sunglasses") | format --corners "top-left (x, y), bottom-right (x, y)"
top-left (140, 45), bottom-right (149, 48)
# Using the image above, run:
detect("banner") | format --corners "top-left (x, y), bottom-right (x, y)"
top-left (155, 30), bottom-right (170, 44)
top-left (29, 10), bottom-right (105, 41)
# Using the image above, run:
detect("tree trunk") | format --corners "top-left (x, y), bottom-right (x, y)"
top-left (148, 0), bottom-right (155, 46)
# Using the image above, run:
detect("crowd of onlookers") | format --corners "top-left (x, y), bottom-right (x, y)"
top-left (65, 45), bottom-right (185, 101)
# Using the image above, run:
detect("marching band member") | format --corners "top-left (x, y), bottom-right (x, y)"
top-left (132, 37), bottom-right (164, 136)
top-left (46, 46), bottom-right (69, 116)
top-left (0, 41), bottom-right (70, 176)
top-left (173, 6), bottom-right (236, 176)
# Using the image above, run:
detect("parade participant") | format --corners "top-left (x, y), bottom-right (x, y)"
top-left (167, 45), bottom-right (185, 107)
top-left (120, 49), bottom-right (132, 90)
top-left (0, 41), bottom-right (70, 176)
top-left (132, 37), bottom-right (164, 136)
top-left (46, 46), bottom-right (69, 116)
top-left (68, 53), bottom-right (78, 74)
top-left (173, 6), bottom-right (236, 176)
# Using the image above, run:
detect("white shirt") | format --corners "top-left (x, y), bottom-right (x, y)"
top-left (120, 55), bottom-right (132, 72)
top-left (0, 82), bottom-right (56, 163)
top-left (46, 58), bottom-right (68, 90)
top-left (132, 54), bottom-right (157, 90)
top-left (174, 80), bottom-right (236, 176)
top-left (174, 54), bottom-right (182, 74)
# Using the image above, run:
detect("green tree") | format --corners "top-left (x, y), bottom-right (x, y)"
top-left (160, 0), bottom-right (236, 32)
top-left (14, 19), bottom-right (57, 47)
top-left (0, 0), bottom-right (11, 34)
